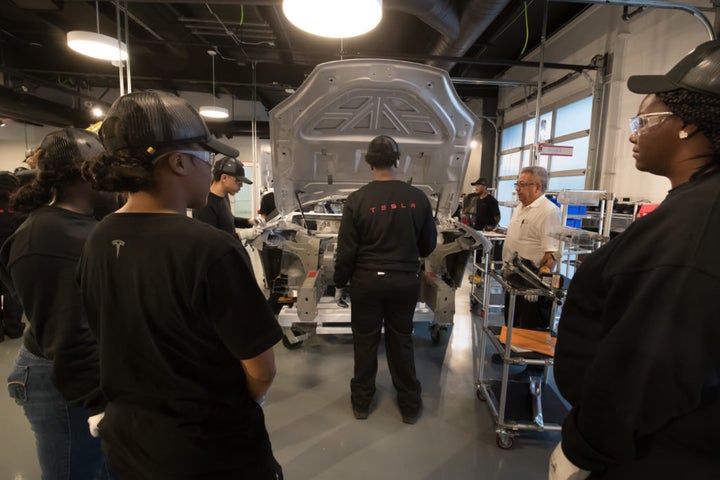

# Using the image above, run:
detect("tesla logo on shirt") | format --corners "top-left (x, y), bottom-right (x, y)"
top-left (111, 240), bottom-right (125, 258)
top-left (370, 202), bottom-right (416, 213)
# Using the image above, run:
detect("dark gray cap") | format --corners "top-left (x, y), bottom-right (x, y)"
top-left (38, 128), bottom-right (105, 170)
top-left (99, 90), bottom-right (238, 158)
top-left (471, 177), bottom-right (488, 186)
top-left (213, 156), bottom-right (252, 184)
top-left (628, 40), bottom-right (720, 98)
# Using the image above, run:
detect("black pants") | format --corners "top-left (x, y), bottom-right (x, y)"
top-left (349, 269), bottom-right (422, 415)
top-left (504, 293), bottom-right (552, 331)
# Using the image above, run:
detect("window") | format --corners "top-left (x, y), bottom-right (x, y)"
top-left (495, 96), bottom-right (594, 227)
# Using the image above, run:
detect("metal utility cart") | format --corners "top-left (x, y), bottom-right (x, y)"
top-left (474, 254), bottom-right (569, 449)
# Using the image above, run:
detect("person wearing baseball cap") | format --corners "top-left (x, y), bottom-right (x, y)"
top-left (192, 156), bottom-right (260, 239)
top-left (80, 91), bottom-right (283, 479)
top-left (1, 128), bottom-right (113, 479)
top-left (552, 41), bottom-right (720, 479)
top-left (463, 177), bottom-right (500, 231)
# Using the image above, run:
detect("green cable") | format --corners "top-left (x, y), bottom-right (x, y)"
top-left (520, 1), bottom-right (529, 56)
top-left (239, 5), bottom-right (244, 26)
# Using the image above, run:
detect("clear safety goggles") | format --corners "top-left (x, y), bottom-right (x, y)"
top-left (153, 150), bottom-right (215, 165)
top-left (629, 112), bottom-right (674, 136)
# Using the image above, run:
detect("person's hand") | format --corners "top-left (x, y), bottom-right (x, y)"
top-left (254, 215), bottom-right (266, 227)
top-left (88, 412), bottom-right (105, 438)
top-left (549, 442), bottom-right (590, 480)
top-left (334, 287), bottom-right (349, 308)
top-left (539, 265), bottom-right (551, 275)
top-left (523, 294), bottom-right (538, 303)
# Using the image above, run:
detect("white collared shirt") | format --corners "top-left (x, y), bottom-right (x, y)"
top-left (503, 194), bottom-right (561, 267)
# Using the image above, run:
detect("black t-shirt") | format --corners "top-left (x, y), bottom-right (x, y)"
top-left (0, 206), bottom-right (103, 412)
top-left (192, 192), bottom-right (251, 237)
top-left (555, 170), bottom-right (720, 476)
top-left (334, 180), bottom-right (437, 288)
top-left (0, 198), bottom-right (21, 244)
top-left (79, 213), bottom-right (282, 478)
top-left (464, 192), bottom-right (500, 230)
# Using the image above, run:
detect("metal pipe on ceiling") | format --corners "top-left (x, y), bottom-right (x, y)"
top-left (552, 0), bottom-right (715, 40)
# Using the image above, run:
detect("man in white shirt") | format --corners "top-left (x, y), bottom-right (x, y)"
top-left (502, 166), bottom-right (561, 330)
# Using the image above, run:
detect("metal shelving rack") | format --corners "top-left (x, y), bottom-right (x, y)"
top-left (473, 254), bottom-right (569, 449)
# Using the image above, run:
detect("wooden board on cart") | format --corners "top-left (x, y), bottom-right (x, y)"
top-left (496, 327), bottom-right (556, 357)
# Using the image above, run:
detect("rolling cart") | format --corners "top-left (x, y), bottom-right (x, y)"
top-left (473, 254), bottom-right (569, 449)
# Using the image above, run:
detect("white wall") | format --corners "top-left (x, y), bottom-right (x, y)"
top-left (497, 2), bottom-right (714, 203)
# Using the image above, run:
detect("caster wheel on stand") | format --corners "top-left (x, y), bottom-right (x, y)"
top-left (496, 432), bottom-right (514, 449)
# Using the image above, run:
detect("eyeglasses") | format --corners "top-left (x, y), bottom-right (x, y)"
top-left (176, 150), bottom-right (215, 165)
top-left (629, 112), bottom-right (674, 136)
top-left (153, 150), bottom-right (215, 165)
top-left (514, 181), bottom-right (538, 188)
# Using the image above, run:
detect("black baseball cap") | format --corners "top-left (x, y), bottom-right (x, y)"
top-left (471, 177), bottom-right (488, 186)
top-left (627, 40), bottom-right (720, 97)
top-left (99, 90), bottom-right (239, 159)
top-left (213, 156), bottom-right (252, 184)
top-left (38, 128), bottom-right (105, 170)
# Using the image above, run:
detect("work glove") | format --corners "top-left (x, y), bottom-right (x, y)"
top-left (524, 294), bottom-right (538, 303)
top-left (335, 287), bottom-right (350, 308)
top-left (549, 442), bottom-right (590, 480)
top-left (88, 412), bottom-right (105, 438)
top-left (539, 265), bottom-right (551, 275)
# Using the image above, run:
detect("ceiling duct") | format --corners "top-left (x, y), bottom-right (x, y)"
top-left (0, 86), bottom-right (88, 127)
top-left (428, 0), bottom-right (512, 73)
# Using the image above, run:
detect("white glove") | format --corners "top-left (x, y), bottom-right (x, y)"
top-left (252, 225), bottom-right (264, 237)
top-left (524, 294), bottom-right (538, 303)
top-left (549, 443), bottom-right (590, 480)
top-left (88, 412), bottom-right (105, 438)
top-left (254, 215), bottom-right (267, 227)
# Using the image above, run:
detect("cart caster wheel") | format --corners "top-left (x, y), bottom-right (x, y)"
top-left (496, 433), bottom-right (514, 449)
top-left (476, 388), bottom-right (486, 402)
top-left (282, 327), bottom-right (305, 350)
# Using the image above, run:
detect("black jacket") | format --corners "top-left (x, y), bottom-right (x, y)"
top-left (555, 170), bottom-right (720, 478)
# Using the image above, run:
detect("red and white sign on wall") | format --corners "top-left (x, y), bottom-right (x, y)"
top-left (538, 143), bottom-right (574, 156)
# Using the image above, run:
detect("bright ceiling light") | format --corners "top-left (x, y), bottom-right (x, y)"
top-left (91, 106), bottom-right (104, 118)
top-left (67, 31), bottom-right (128, 61)
top-left (470, 140), bottom-right (478, 149)
top-left (200, 50), bottom-right (230, 120)
top-left (283, 0), bottom-right (382, 38)
top-left (199, 106), bottom-right (230, 119)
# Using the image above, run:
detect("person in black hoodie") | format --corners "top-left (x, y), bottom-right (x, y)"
top-left (552, 40), bottom-right (720, 479)
top-left (334, 135), bottom-right (437, 424)
top-left (1, 128), bottom-right (112, 479)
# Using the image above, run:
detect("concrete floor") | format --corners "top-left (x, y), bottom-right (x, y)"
top-left (0, 281), bottom-right (561, 480)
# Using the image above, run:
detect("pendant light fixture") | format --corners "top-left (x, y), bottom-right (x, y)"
top-left (282, 0), bottom-right (382, 38)
top-left (66, 1), bottom-right (128, 61)
top-left (199, 50), bottom-right (230, 120)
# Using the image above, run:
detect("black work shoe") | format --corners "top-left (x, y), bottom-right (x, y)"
top-left (353, 408), bottom-right (369, 420)
top-left (401, 405), bottom-right (422, 424)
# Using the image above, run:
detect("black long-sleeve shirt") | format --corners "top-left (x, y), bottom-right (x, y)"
top-left (192, 192), bottom-right (251, 238)
top-left (555, 169), bottom-right (720, 477)
top-left (334, 180), bottom-right (437, 288)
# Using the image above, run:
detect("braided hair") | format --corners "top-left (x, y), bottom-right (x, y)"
top-left (657, 88), bottom-right (720, 175)
top-left (82, 150), bottom-right (156, 193)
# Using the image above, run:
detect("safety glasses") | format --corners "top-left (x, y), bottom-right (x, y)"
top-left (629, 112), bottom-right (674, 136)
top-left (153, 150), bottom-right (215, 165)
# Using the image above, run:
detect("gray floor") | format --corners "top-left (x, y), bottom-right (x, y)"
top-left (0, 281), bottom-right (560, 480)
